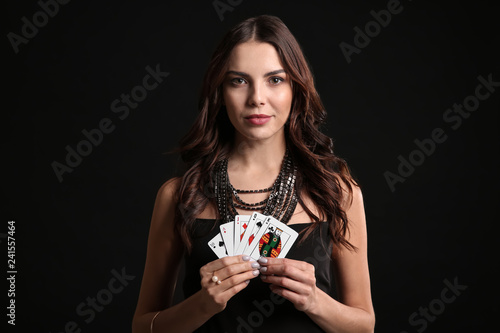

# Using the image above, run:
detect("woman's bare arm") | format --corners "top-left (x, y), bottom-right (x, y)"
top-left (132, 178), bottom-right (204, 332)
top-left (306, 185), bottom-right (375, 332)
top-left (259, 184), bottom-right (375, 332)
top-left (132, 179), bottom-right (260, 333)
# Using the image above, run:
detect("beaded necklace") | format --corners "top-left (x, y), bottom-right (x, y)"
top-left (214, 149), bottom-right (298, 224)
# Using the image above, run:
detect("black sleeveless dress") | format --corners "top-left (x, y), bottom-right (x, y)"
top-left (183, 219), bottom-right (336, 333)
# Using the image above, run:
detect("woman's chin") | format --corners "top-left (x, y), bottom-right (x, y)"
top-left (235, 127), bottom-right (286, 143)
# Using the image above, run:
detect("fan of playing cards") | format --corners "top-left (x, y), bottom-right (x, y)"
top-left (208, 212), bottom-right (299, 260)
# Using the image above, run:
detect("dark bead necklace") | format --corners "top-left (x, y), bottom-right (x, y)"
top-left (214, 149), bottom-right (298, 224)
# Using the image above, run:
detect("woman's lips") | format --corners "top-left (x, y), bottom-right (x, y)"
top-left (244, 114), bottom-right (271, 125)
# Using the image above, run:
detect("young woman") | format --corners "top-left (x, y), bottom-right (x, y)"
top-left (132, 15), bottom-right (375, 333)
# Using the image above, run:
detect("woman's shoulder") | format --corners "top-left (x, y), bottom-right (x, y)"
top-left (156, 177), bottom-right (217, 219)
top-left (155, 177), bottom-right (181, 204)
top-left (333, 174), bottom-right (362, 210)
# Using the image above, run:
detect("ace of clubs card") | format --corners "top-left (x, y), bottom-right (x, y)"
top-left (219, 221), bottom-right (234, 256)
top-left (207, 233), bottom-right (227, 258)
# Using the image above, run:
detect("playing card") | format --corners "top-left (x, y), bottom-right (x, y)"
top-left (236, 212), bottom-right (266, 255)
top-left (245, 216), bottom-right (299, 260)
top-left (234, 215), bottom-right (251, 254)
top-left (207, 233), bottom-right (228, 258)
top-left (219, 221), bottom-right (234, 256)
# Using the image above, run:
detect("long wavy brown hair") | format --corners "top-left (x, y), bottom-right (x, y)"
top-left (175, 15), bottom-right (357, 252)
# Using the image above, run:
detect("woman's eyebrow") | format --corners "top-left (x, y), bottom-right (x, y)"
top-left (226, 69), bottom-right (286, 77)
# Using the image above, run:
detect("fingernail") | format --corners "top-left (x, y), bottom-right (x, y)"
top-left (245, 280), bottom-right (250, 284)
top-left (260, 267), bottom-right (268, 273)
top-left (252, 270), bottom-right (260, 276)
top-left (251, 262), bottom-right (260, 269)
top-left (242, 255), bottom-right (251, 261)
top-left (258, 257), bottom-right (268, 264)
top-left (261, 275), bottom-right (267, 280)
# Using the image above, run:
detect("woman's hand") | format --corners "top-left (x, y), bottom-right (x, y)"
top-left (258, 257), bottom-right (318, 312)
top-left (198, 255), bottom-right (261, 315)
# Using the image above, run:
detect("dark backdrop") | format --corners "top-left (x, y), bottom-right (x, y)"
top-left (4, 0), bottom-right (499, 332)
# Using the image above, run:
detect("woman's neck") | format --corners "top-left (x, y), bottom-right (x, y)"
top-left (228, 133), bottom-right (287, 173)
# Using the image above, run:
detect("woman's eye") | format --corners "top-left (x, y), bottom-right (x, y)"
top-left (231, 78), bottom-right (246, 85)
top-left (270, 77), bottom-right (284, 85)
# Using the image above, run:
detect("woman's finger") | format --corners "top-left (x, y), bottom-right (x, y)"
top-left (200, 255), bottom-right (260, 290)
top-left (205, 264), bottom-right (260, 290)
top-left (202, 256), bottom-right (258, 278)
top-left (219, 268), bottom-right (260, 293)
top-left (213, 260), bottom-right (261, 283)
top-left (259, 258), bottom-right (314, 280)
top-left (260, 263), bottom-right (311, 283)
top-left (201, 255), bottom-right (251, 276)
top-left (200, 255), bottom-right (253, 284)
top-left (259, 257), bottom-right (313, 272)
top-left (260, 274), bottom-right (310, 294)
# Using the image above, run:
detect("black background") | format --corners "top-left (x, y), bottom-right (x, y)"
top-left (4, 0), bottom-right (499, 332)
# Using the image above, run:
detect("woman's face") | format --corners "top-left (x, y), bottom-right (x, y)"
top-left (222, 41), bottom-right (293, 144)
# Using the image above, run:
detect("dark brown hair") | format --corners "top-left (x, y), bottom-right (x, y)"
top-left (175, 15), bottom-right (357, 252)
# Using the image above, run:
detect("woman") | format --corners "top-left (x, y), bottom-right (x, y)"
top-left (132, 15), bottom-right (375, 333)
